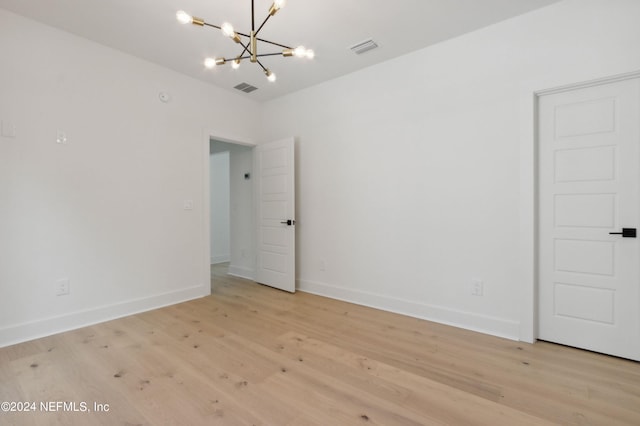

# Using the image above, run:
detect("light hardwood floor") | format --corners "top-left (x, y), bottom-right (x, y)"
top-left (1, 264), bottom-right (639, 425)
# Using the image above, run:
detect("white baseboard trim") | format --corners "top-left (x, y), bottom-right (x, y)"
top-left (227, 265), bottom-right (255, 281)
top-left (297, 279), bottom-right (520, 341)
top-left (0, 284), bottom-right (209, 348)
top-left (210, 255), bottom-right (230, 264)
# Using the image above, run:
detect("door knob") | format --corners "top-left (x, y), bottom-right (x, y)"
top-left (609, 228), bottom-right (637, 238)
top-left (280, 219), bottom-right (295, 226)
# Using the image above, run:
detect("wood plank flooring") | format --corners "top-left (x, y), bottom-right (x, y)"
top-left (1, 264), bottom-right (639, 425)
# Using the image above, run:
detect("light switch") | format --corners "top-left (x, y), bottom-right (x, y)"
top-left (183, 200), bottom-right (194, 210)
top-left (1, 120), bottom-right (17, 138)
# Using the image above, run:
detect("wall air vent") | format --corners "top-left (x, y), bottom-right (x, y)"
top-left (349, 39), bottom-right (379, 55)
top-left (234, 82), bottom-right (258, 93)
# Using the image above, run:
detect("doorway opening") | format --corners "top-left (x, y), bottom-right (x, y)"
top-left (209, 139), bottom-right (255, 289)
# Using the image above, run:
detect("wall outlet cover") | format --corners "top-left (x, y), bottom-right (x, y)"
top-left (56, 278), bottom-right (70, 296)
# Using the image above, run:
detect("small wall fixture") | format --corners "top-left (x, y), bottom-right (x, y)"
top-left (176, 0), bottom-right (314, 83)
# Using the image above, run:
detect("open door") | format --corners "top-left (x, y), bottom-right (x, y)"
top-left (255, 138), bottom-right (295, 292)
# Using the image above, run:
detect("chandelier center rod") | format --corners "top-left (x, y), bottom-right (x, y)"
top-left (250, 31), bottom-right (257, 63)
top-left (251, 0), bottom-right (255, 31)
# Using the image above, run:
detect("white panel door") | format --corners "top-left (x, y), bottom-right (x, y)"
top-left (255, 138), bottom-right (295, 293)
top-left (538, 76), bottom-right (640, 360)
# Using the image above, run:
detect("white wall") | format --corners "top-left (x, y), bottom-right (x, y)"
top-left (260, 0), bottom-right (640, 340)
top-left (210, 151), bottom-right (230, 264)
top-left (0, 9), bottom-right (260, 347)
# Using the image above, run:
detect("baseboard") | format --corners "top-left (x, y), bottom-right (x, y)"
top-left (297, 279), bottom-right (520, 341)
top-left (227, 265), bottom-right (255, 281)
top-left (210, 255), bottom-right (230, 264)
top-left (0, 284), bottom-right (209, 348)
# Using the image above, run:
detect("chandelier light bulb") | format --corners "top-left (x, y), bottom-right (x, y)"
top-left (269, 0), bottom-right (286, 16)
top-left (176, 10), bottom-right (192, 24)
top-left (265, 69), bottom-right (277, 82)
top-left (221, 22), bottom-right (235, 38)
top-left (231, 58), bottom-right (241, 69)
top-left (305, 49), bottom-right (315, 59)
top-left (293, 46), bottom-right (306, 58)
top-left (204, 57), bottom-right (217, 69)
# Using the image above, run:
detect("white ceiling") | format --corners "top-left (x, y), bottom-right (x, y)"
top-left (0, 0), bottom-right (561, 102)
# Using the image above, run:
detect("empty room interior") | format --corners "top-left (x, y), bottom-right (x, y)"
top-left (1, 0), bottom-right (640, 424)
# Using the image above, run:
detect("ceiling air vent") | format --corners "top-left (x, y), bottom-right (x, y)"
top-left (234, 82), bottom-right (258, 93)
top-left (350, 39), bottom-right (378, 55)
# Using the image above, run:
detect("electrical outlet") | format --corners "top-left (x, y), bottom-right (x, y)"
top-left (471, 279), bottom-right (484, 297)
top-left (56, 278), bottom-right (70, 296)
top-left (319, 259), bottom-right (326, 271)
top-left (183, 200), bottom-right (194, 210)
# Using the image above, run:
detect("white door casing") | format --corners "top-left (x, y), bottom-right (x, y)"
top-left (255, 138), bottom-right (296, 293)
top-left (538, 77), bottom-right (640, 360)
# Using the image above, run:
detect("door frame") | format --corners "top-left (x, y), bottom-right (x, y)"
top-left (519, 69), bottom-right (640, 343)
top-left (202, 129), bottom-right (256, 291)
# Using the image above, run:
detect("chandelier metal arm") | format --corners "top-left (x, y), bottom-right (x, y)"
top-left (255, 52), bottom-right (287, 58)
top-left (221, 52), bottom-right (285, 62)
top-left (254, 15), bottom-right (271, 38)
top-left (237, 45), bottom-right (250, 59)
top-left (204, 22), bottom-right (290, 50)
top-left (203, 22), bottom-right (222, 31)
top-left (251, 0), bottom-right (255, 31)
top-left (254, 37), bottom-right (292, 50)
top-left (255, 59), bottom-right (268, 73)
top-left (237, 40), bottom-right (253, 58)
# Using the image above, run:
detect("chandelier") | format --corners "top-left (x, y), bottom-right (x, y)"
top-left (176, 0), bottom-right (314, 83)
